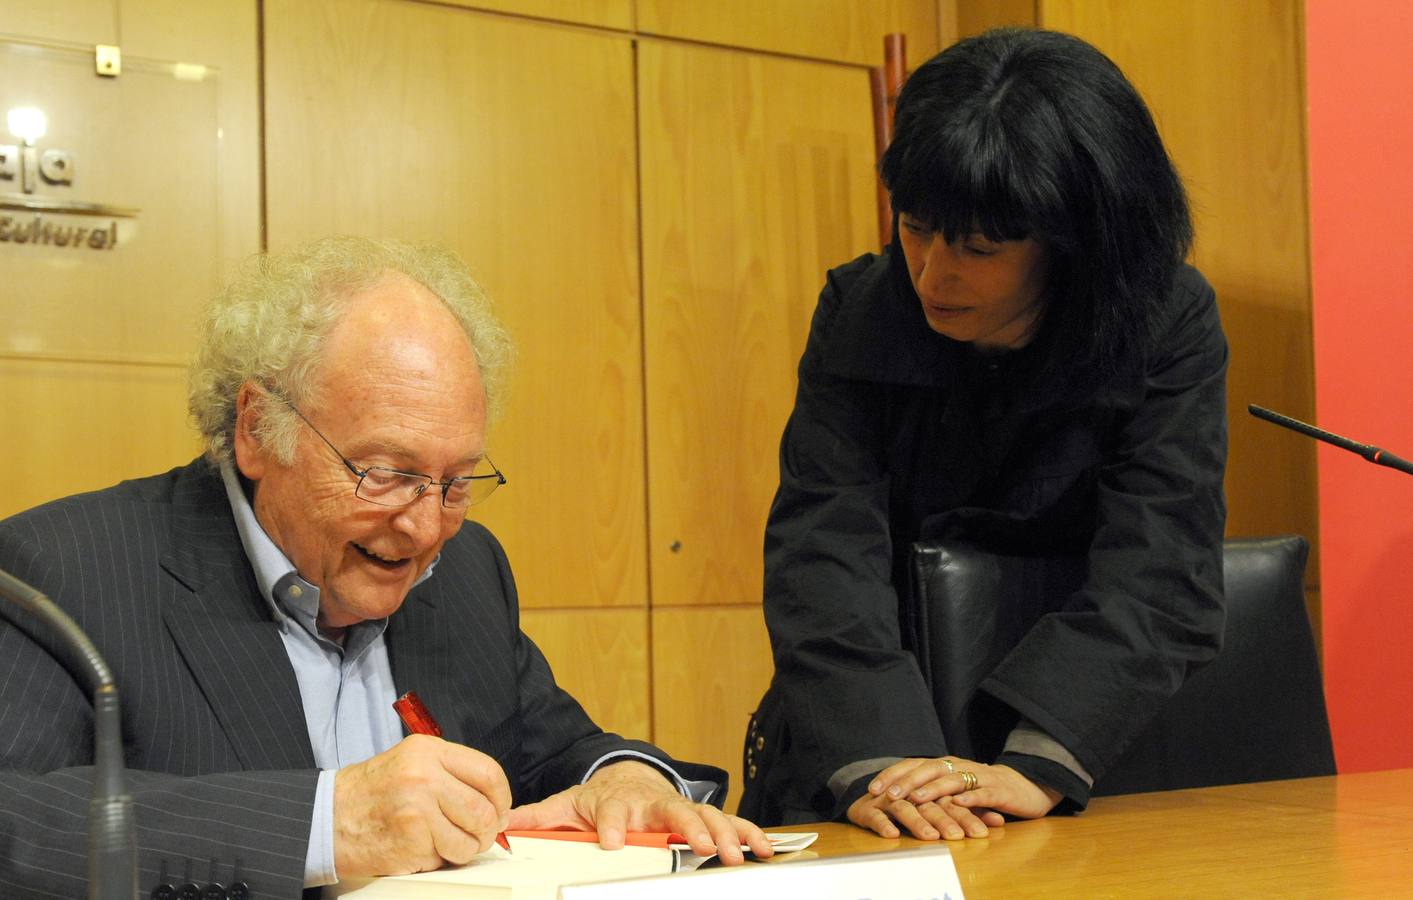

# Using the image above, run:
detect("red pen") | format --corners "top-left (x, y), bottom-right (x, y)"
top-left (394, 691), bottom-right (512, 854)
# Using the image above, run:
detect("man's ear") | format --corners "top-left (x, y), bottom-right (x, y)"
top-left (232, 381), bottom-right (268, 481)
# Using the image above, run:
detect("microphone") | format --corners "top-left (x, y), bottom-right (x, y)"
top-left (1248, 404), bottom-right (1413, 476)
top-left (0, 568), bottom-right (137, 900)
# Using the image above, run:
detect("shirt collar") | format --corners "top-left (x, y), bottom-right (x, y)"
top-left (218, 459), bottom-right (439, 630)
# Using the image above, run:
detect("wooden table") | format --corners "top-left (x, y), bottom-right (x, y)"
top-left (771, 769), bottom-right (1413, 897)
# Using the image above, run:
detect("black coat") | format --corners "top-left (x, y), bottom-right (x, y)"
top-left (741, 244), bottom-right (1228, 823)
top-left (0, 459), bottom-right (724, 898)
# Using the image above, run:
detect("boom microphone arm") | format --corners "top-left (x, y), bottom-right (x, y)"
top-left (0, 568), bottom-right (137, 900)
top-left (1248, 404), bottom-right (1413, 476)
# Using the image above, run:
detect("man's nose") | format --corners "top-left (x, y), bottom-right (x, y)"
top-left (392, 489), bottom-right (448, 546)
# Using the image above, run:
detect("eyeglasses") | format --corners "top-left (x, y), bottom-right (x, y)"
top-left (276, 395), bottom-right (505, 510)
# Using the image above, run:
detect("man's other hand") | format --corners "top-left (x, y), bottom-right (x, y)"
top-left (333, 734), bottom-right (512, 876)
top-left (506, 760), bottom-right (773, 865)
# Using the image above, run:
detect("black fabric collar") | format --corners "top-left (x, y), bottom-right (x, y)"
top-left (814, 238), bottom-right (955, 387)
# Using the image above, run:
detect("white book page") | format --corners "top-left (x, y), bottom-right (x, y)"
top-left (331, 839), bottom-right (671, 899)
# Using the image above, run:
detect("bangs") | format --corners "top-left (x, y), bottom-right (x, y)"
top-left (883, 107), bottom-right (1074, 249)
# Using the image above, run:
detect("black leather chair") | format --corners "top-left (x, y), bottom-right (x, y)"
top-left (903, 535), bottom-right (1336, 795)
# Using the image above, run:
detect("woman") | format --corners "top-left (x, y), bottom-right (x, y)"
top-left (738, 28), bottom-right (1227, 841)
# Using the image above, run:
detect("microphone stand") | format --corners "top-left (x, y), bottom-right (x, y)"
top-left (1248, 405), bottom-right (1413, 476)
top-left (0, 568), bottom-right (137, 900)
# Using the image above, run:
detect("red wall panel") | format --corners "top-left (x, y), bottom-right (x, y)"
top-left (1306, 0), bottom-right (1413, 772)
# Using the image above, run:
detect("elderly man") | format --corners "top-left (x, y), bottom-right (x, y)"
top-left (0, 236), bottom-right (770, 897)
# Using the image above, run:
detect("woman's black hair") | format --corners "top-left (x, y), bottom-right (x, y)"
top-left (881, 27), bottom-right (1192, 384)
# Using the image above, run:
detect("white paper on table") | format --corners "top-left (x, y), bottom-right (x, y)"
top-left (559, 845), bottom-right (965, 900)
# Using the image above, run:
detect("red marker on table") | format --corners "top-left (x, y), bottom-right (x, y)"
top-left (394, 690), bottom-right (512, 854)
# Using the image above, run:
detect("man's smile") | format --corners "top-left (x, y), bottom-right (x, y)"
top-left (352, 541), bottom-right (413, 570)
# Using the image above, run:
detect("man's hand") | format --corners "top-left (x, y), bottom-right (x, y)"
top-left (333, 735), bottom-right (512, 877)
top-left (506, 760), bottom-right (774, 865)
top-left (848, 756), bottom-right (1058, 840)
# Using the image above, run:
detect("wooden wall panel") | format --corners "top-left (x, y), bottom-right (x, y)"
top-left (0, 0), bottom-right (117, 46)
top-left (438, 0), bottom-right (633, 30)
top-left (0, 360), bottom-right (202, 518)
top-left (650, 606), bottom-right (775, 812)
top-left (637, 0), bottom-right (940, 66)
top-left (263, 0), bottom-right (645, 610)
top-left (881, 0), bottom-right (943, 65)
top-left (1040, 1), bottom-right (1318, 600)
top-left (956, 0), bottom-right (1037, 38)
top-left (521, 608), bottom-right (651, 741)
top-left (639, 41), bottom-right (878, 607)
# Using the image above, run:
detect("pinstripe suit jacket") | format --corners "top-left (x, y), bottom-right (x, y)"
top-left (0, 459), bottom-right (721, 899)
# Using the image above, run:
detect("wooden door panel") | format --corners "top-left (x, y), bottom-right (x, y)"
top-left (639, 41), bottom-right (877, 606)
top-left (650, 606), bottom-right (775, 812)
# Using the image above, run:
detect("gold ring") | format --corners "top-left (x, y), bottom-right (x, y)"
top-left (940, 758), bottom-right (956, 774)
top-left (959, 770), bottom-right (978, 792)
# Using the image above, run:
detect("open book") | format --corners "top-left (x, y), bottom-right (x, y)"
top-left (331, 831), bottom-right (817, 899)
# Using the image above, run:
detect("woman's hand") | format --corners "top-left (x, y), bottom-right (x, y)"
top-left (847, 756), bottom-right (1060, 840)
